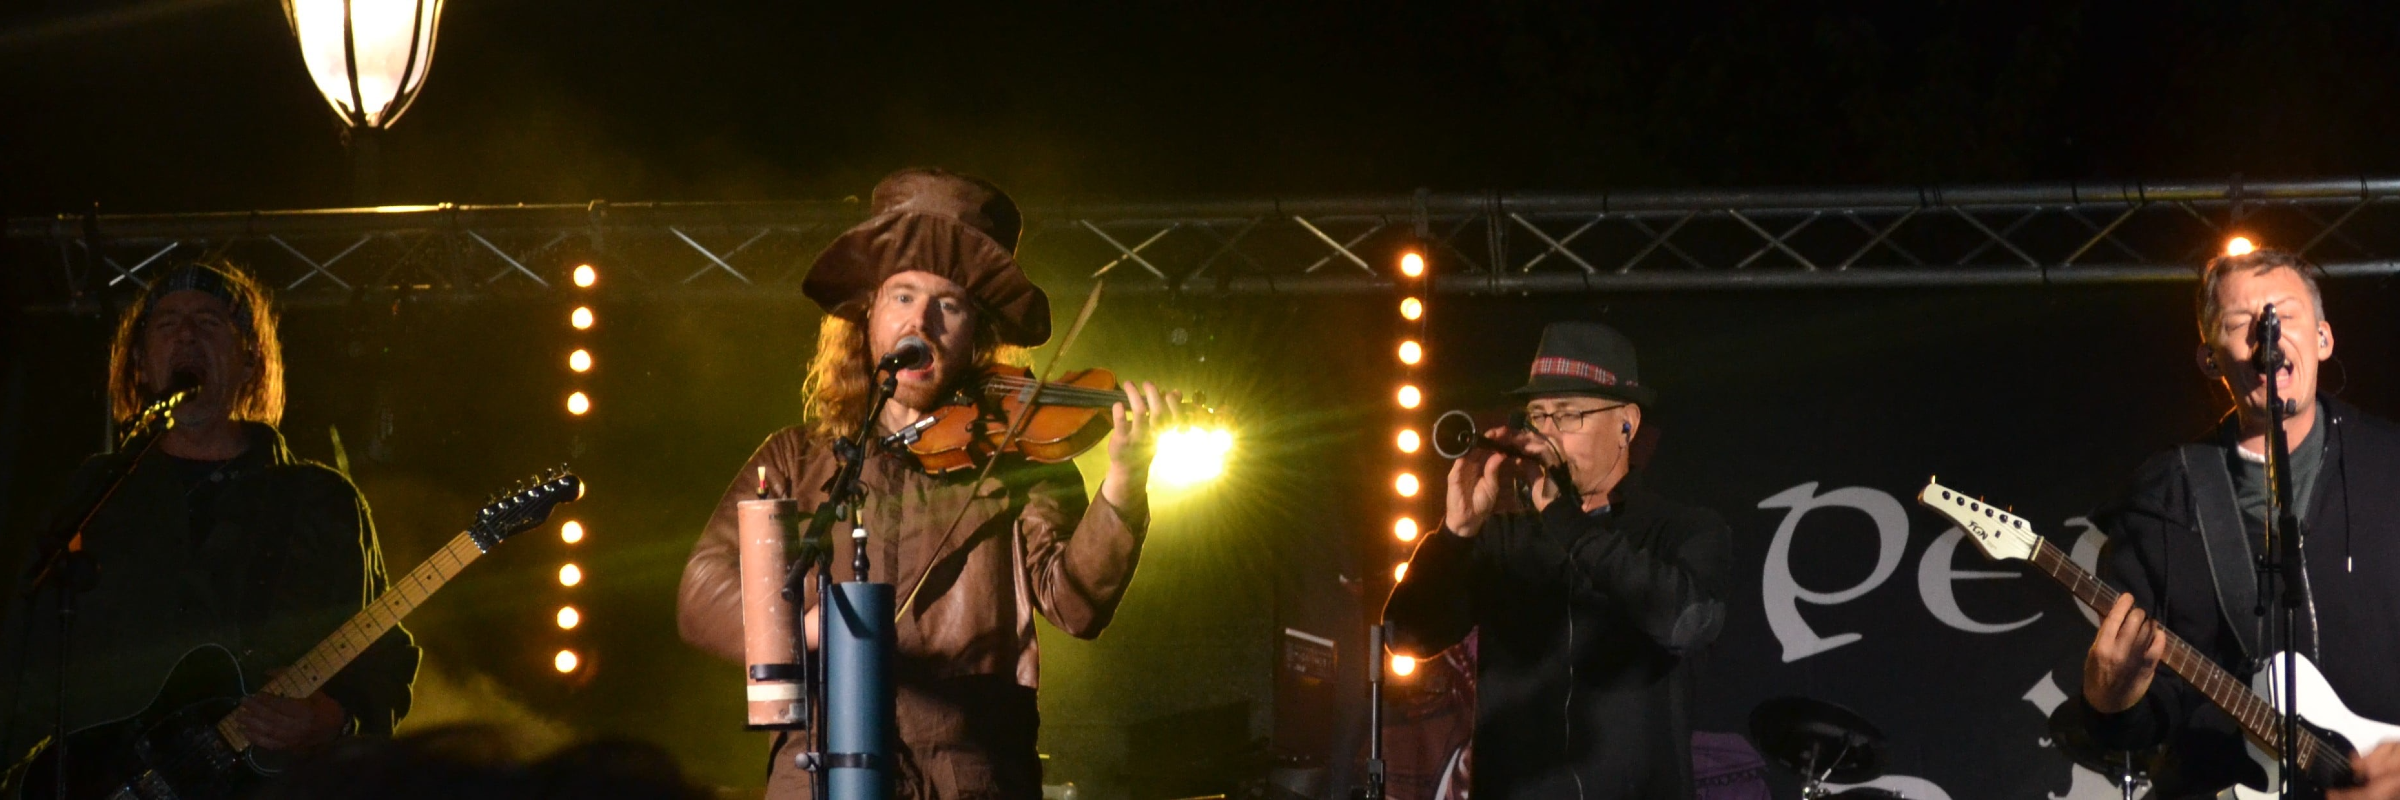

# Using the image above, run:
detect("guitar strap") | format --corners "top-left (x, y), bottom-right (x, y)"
top-left (2178, 443), bottom-right (2264, 666)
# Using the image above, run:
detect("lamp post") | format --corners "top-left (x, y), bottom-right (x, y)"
top-left (282, 0), bottom-right (444, 205)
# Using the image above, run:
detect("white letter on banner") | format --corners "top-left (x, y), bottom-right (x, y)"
top-left (1759, 483), bottom-right (1909, 662)
top-left (1917, 526), bottom-right (2041, 634)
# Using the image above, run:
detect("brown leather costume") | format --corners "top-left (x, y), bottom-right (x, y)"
top-left (678, 428), bottom-right (1146, 799)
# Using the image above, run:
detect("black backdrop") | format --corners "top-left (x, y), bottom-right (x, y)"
top-left (5, 272), bottom-right (2396, 799)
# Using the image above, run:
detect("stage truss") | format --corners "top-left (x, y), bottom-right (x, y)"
top-left (12, 177), bottom-right (2400, 309)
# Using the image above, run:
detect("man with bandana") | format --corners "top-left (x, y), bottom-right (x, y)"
top-left (1, 261), bottom-right (419, 792)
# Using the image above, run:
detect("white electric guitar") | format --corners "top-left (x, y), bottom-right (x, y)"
top-left (1918, 478), bottom-right (2400, 798)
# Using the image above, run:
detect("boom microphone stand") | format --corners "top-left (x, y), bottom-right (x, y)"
top-left (790, 364), bottom-right (900, 800)
top-left (2250, 305), bottom-right (2315, 799)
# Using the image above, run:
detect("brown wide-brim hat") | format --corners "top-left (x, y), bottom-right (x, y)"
top-left (801, 169), bottom-right (1052, 347)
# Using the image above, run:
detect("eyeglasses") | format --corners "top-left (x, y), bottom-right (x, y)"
top-left (1523, 403), bottom-right (1627, 433)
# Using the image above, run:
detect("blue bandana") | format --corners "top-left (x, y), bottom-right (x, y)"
top-left (143, 264), bottom-right (254, 333)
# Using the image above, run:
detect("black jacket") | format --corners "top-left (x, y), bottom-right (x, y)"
top-left (1384, 473), bottom-right (1733, 800)
top-left (2063, 396), bottom-right (2400, 798)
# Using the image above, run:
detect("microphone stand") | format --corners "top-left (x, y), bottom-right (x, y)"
top-left (17, 388), bottom-right (189, 800)
top-left (1361, 621), bottom-right (1388, 800)
top-left (2250, 306), bottom-right (2314, 798)
top-left (789, 365), bottom-right (900, 800)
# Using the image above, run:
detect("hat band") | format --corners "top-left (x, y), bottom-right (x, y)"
top-left (1530, 356), bottom-right (1632, 388)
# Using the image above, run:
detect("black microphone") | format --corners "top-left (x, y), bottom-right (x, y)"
top-left (2251, 302), bottom-right (2286, 376)
top-left (1430, 409), bottom-right (1541, 461)
top-left (877, 336), bottom-right (933, 373)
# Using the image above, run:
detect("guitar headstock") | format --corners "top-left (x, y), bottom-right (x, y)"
top-left (1916, 477), bottom-right (2041, 562)
top-left (469, 466), bottom-right (585, 552)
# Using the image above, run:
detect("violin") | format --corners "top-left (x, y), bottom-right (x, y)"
top-left (900, 364), bottom-right (1200, 475)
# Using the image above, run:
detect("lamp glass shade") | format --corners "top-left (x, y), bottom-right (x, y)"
top-left (285, 0), bottom-right (443, 129)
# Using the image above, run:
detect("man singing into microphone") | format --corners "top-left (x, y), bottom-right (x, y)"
top-left (1384, 321), bottom-right (1732, 799)
top-left (1, 261), bottom-right (419, 788)
top-left (2060, 248), bottom-right (2400, 799)
top-left (677, 168), bottom-right (1181, 800)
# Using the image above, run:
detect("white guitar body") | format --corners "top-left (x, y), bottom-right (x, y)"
top-left (2235, 652), bottom-right (2400, 799)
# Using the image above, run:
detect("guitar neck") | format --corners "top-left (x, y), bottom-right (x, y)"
top-left (214, 532), bottom-right (486, 744)
top-left (2023, 539), bottom-right (2318, 762)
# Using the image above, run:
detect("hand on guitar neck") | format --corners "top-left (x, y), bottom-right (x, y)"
top-left (2083, 593), bottom-right (2168, 714)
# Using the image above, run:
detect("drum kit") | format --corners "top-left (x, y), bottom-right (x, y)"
top-left (1747, 696), bottom-right (2155, 800)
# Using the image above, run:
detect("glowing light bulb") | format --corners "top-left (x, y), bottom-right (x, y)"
top-left (1396, 472), bottom-right (1420, 497)
top-left (571, 306), bottom-right (594, 330)
top-left (1397, 385), bottom-right (1421, 409)
top-left (1390, 654), bottom-right (1417, 677)
top-left (1395, 517), bottom-right (1419, 542)
top-left (569, 349), bottom-right (592, 373)
top-left (554, 649), bottom-right (580, 673)
top-left (572, 264), bottom-right (597, 288)
top-left (1394, 562), bottom-right (1409, 582)
top-left (561, 521), bottom-right (584, 544)
top-left (559, 563), bottom-right (582, 587)
top-left (557, 606), bottom-right (581, 629)
top-left (1396, 429), bottom-right (1420, 453)
top-left (567, 392), bottom-right (590, 415)
top-left (2227, 236), bottom-right (2257, 256)
top-left (1400, 297), bottom-right (1423, 321)
top-left (1400, 253), bottom-right (1425, 278)
top-left (1399, 340), bottom-right (1422, 365)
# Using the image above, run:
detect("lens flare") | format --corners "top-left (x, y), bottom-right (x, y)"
top-left (561, 520), bottom-right (584, 544)
top-left (1394, 517), bottom-right (1419, 542)
top-left (572, 264), bottom-right (597, 288)
top-left (2227, 236), bottom-right (2257, 256)
top-left (554, 649), bottom-right (580, 673)
top-left (1152, 427), bottom-right (1235, 487)
top-left (1390, 654), bottom-right (1417, 677)
top-left (557, 606), bottom-right (581, 629)
top-left (571, 307), bottom-right (594, 330)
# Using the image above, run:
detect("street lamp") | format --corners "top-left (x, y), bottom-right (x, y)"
top-left (282, 0), bottom-right (444, 203)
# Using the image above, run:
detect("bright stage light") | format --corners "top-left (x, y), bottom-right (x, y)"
top-left (1390, 654), bottom-right (1417, 677)
top-left (559, 563), bottom-right (583, 587)
top-left (1398, 340), bottom-right (1422, 365)
top-left (2227, 236), bottom-right (2257, 256)
top-left (1152, 427), bottom-right (1235, 487)
top-left (1396, 429), bottom-right (1420, 453)
top-left (1397, 385), bottom-right (1421, 409)
top-left (1394, 563), bottom-right (1409, 582)
top-left (285, 0), bottom-right (443, 130)
top-left (573, 264), bottom-right (597, 288)
top-left (1394, 516), bottom-right (1419, 542)
top-left (1400, 297), bottom-right (1423, 321)
top-left (571, 306), bottom-right (595, 330)
top-left (1395, 472), bottom-right (1420, 497)
top-left (569, 349), bottom-right (593, 373)
top-left (554, 649), bottom-right (580, 673)
top-left (557, 606), bottom-right (581, 630)
top-left (561, 520), bottom-right (584, 544)
top-left (1400, 253), bottom-right (1426, 278)
top-left (567, 392), bottom-right (590, 415)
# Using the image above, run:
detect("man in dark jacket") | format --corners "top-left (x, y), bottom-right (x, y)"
top-left (2066, 249), bottom-right (2400, 799)
top-left (1385, 321), bottom-right (1733, 800)
top-left (2, 262), bottom-right (419, 793)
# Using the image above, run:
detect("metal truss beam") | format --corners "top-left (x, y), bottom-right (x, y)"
top-left (15, 177), bottom-right (2400, 309)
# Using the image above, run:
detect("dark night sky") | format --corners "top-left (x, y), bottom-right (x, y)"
top-left (11, 1), bottom-right (2400, 214)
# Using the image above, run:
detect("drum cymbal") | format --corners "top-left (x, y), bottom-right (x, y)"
top-left (1747, 696), bottom-right (1888, 784)
top-left (2046, 704), bottom-right (2156, 779)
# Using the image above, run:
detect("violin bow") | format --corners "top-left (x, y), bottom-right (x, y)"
top-left (896, 279), bottom-right (1110, 619)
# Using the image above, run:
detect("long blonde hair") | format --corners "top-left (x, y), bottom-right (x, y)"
top-left (801, 294), bottom-right (1024, 441)
top-left (106, 260), bottom-right (285, 426)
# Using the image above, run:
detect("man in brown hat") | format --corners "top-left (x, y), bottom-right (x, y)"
top-left (1384, 321), bottom-right (1732, 800)
top-left (677, 168), bottom-right (1180, 799)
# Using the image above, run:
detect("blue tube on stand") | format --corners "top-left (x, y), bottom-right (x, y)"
top-left (826, 581), bottom-right (895, 800)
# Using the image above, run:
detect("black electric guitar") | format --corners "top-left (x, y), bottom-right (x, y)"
top-left (14, 469), bottom-right (583, 800)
